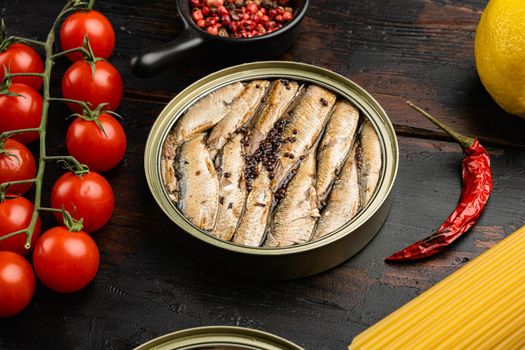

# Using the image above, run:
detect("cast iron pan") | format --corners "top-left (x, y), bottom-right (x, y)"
top-left (130, 0), bottom-right (309, 77)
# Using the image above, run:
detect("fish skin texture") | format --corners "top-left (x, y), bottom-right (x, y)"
top-left (246, 80), bottom-right (300, 156)
top-left (316, 100), bottom-right (360, 203)
top-left (207, 80), bottom-right (270, 159)
top-left (176, 133), bottom-right (220, 231)
top-left (161, 132), bottom-right (178, 202)
top-left (232, 166), bottom-right (273, 247)
top-left (172, 82), bottom-right (244, 149)
top-left (162, 82), bottom-right (244, 204)
top-left (271, 85), bottom-right (337, 191)
top-left (265, 149), bottom-right (320, 247)
top-left (211, 133), bottom-right (247, 241)
top-left (314, 146), bottom-right (360, 239)
top-left (358, 119), bottom-right (382, 207)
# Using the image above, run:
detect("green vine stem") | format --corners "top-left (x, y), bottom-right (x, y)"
top-left (3, 72), bottom-right (45, 79)
top-left (0, 0), bottom-right (90, 250)
top-left (0, 179), bottom-right (37, 193)
top-left (39, 207), bottom-right (84, 232)
top-left (51, 46), bottom-right (91, 60)
top-left (45, 155), bottom-right (90, 176)
top-left (48, 96), bottom-right (95, 112)
top-left (51, 98), bottom-right (123, 137)
top-left (0, 128), bottom-right (41, 140)
top-left (0, 19), bottom-right (46, 51)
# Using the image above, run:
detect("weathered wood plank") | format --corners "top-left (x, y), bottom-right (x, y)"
top-left (3, 0), bottom-right (525, 149)
top-left (1, 95), bottom-right (524, 349)
top-left (1, 1), bottom-right (524, 349)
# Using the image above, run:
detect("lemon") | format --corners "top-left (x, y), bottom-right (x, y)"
top-left (474, 0), bottom-right (525, 119)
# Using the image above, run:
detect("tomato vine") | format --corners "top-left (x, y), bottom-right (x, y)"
top-left (0, 0), bottom-right (92, 250)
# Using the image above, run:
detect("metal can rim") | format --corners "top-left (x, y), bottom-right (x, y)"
top-left (144, 61), bottom-right (399, 257)
top-left (133, 326), bottom-right (304, 350)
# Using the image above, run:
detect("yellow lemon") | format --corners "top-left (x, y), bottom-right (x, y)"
top-left (475, 0), bottom-right (525, 119)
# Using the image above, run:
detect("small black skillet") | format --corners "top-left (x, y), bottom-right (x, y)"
top-left (131, 0), bottom-right (309, 77)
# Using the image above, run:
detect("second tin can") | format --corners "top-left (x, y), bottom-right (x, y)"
top-left (144, 61), bottom-right (399, 280)
top-left (134, 326), bottom-right (303, 350)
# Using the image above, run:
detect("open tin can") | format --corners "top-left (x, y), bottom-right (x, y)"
top-left (145, 61), bottom-right (398, 280)
top-left (134, 326), bottom-right (303, 350)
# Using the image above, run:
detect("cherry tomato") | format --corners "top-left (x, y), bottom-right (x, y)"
top-left (0, 83), bottom-right (43, 144)
top-left (0, 139), bottom-right (37, 195)
top-left (0, 43), bottom-right (44, 90)
top-left (0, 251), bottom-right (35, 317)
top-left (66, 114), bottom-right (126, 172)
top-left (33, 226), bottom-right (99, 293)
top-left (60, 10), bottom-right (115, 62)
top-left (62, 60), bottom-right (123, 114)
top-left (51, 171), bottom-right (114, 233)
top-left (0, 196), bottom-right (41, 255)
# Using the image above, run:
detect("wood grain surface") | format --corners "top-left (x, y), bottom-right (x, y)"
top-left (0, 0), bottom-right (524, 349)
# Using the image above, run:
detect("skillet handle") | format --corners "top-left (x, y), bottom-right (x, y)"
top-left (130, 28), bottom-right (205, 78)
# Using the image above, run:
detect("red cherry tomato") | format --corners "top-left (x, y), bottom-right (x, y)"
top-left (0, 139), bottom-right (37, 195)
top-left (33, 226), bottom-right (99, 293)
top-left (62, 60), bottom-right (123, 114)
top-left (0, 196), bottom-right (41, 255)
top-left (51, 171), bottom-right (114, 233)
top-left (0, 43), bottom-right (44, 90)
top-left (60, 10), bottom-right (115, 62)
top-left (0, 83), bottom-right (43, 144)
top-left (0, 251), bottom-right (35, 317)
top-left (66, 114), bottom-right (126, 172)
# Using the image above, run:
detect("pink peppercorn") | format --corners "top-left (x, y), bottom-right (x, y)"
top-left (193, 9), bottom-right (204, 21)
top-left (191, 0), bottom-right (295, 38)
top-left (197, 19), bottom-right (206, 27)
top-left (247, 3), bottom-right (258, 14)
top-left (207, 0), bottom-right (223, 7)
top-left (282, 10), bottom-right (292, 21)
top-left (207, 26), bottom-right (219, 35)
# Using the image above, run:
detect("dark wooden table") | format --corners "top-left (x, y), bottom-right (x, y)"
top-left (1, 0), bottom-right (524, 349)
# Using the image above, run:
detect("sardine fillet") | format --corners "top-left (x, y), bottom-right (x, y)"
top-left (233, 167), bottom-right (273, 247)
top-left (161, 133), bottom-right (179, 202)
top-left (211, 133), bottom-right (247, 241)
top-left (271, 85), bottom-right (337, 191)
top-left (265, 150), bottom-right (320, 247)
top-left (207, 80), bottom-right (270, 158)
top-left (358, 119), bottom-right (382, 207)
top-left (314, 146), bottom-right (360, 239)
top-left (246, 80), bottom-right (300, 156)
top-left (176, 134), bottom-right (220, 231)
top-left (316, 100), bottom-right (360, 203)
top-left (171, 82), bottom-right (244, 148)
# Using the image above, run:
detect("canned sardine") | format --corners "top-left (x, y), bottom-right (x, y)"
top-left (145, 61), bottom-right (398, 280)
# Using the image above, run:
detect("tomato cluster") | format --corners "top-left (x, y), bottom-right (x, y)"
top-left (0, 8), bottom-right (123, 318)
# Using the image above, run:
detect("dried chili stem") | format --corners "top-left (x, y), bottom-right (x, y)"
top-left (406, 101), bottom-right (475, 150)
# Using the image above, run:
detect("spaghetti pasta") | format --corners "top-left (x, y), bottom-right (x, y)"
top-left (349, 225), bottom-right (525, 350)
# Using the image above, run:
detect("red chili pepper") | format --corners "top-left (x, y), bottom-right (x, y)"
top-left (386, 102), bottom-right (493, 262)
